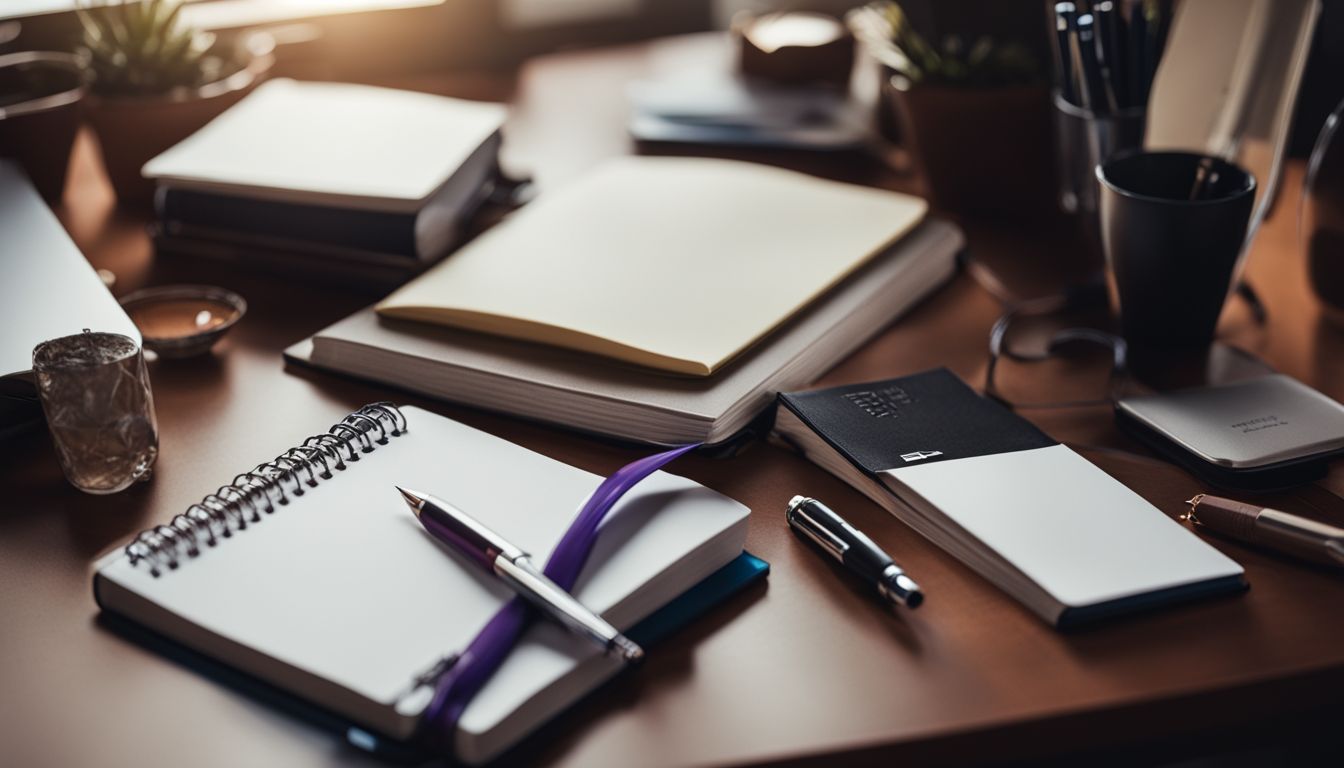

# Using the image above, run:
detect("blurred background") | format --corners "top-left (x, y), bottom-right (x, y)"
top-left (2, 0), bottom-right (1338, 162)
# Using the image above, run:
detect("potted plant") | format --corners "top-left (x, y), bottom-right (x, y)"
top-left (0, 50), bottom-right (87, 202)
top-left (849, 1), bottom-right (1054, 217)
top-left (77, 0), bottom-right (274, 207)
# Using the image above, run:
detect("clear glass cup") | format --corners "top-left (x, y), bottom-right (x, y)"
top-left (32, 331), bottom-right (158, 494)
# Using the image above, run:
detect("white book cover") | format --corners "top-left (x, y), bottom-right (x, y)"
top-left (0, 161), bottom-right (140, 380)
top-left (141, 79), bottom-right (507, 212)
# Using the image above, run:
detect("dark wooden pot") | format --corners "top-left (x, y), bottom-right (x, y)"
top-left (0, 51), bottom-right (86, 203)
top-left (888, 81), bottom-right (1055, 217)
top-left (85, 33), bottom-right (274, 210)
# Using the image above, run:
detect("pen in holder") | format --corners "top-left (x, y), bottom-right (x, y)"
top-left (1052, 91), bottom-right (1145, 253)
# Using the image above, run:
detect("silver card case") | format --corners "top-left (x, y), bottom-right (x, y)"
top-left (1115, 374), bottom-right (1344, 490)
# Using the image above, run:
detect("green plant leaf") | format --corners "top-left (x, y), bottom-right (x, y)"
top-left (860, 1), bottom-right (1041, 88)
top-left (77, 0), bottom-right (236, 95)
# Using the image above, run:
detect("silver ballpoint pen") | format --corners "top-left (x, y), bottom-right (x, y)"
top-left (396, 486), bottom-right (644, 663)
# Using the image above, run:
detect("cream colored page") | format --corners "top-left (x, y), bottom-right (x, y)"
top-left (377, 156), bottom-right (926, 373)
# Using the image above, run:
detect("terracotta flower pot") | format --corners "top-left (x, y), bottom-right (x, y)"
top-left (887, 80), bottom-right (1056, 217)
top-left (85, 32), bottom-right (275, 209)
top-left (0, 51), bottom-right (86, 203)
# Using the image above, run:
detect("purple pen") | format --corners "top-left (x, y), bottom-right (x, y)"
top-left (396, 486), bottom-right (643, 663)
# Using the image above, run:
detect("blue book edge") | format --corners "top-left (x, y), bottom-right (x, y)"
top-left (97, 551), bottom-right (770, 762)
top-left (626, 550), bottom-right (769, 646)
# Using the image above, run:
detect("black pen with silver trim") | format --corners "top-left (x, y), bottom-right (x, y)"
top-left (787, 496), bottom-right (923, 608)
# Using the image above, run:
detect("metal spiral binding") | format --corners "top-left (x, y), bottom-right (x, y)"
top-left (124, 403), bottom-right (408, 577)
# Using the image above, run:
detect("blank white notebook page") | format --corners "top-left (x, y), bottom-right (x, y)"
top-left (882, 444), bottom-right (1243, 607)
top-left (96, 406), bottom-right (746, 720)
top-left (377, 156), bottom-right (928, 375)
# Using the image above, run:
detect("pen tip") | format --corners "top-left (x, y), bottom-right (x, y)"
top-left (611, 635), bottom-right (644, 665)
top-left (879, 572), bottom-right (923, 609)
top-left (395, 486), bottom-right (425, 516)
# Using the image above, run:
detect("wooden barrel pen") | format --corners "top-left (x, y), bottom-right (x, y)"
top-left (1184, 494), bottom-right (1344, 568)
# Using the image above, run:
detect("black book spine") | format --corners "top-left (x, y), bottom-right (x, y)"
top-left (160, 188), bottom-right (420, 259)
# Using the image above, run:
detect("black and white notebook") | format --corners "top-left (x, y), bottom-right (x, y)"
top-left (775, 369), bottom-right (1246, 627)
top-left (93, 404), bottom-right (748, 764)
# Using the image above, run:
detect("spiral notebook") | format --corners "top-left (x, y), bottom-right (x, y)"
top-left (92, 404), bottom-right (750, 764)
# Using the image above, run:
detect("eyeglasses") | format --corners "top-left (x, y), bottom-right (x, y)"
top-left (984, 281), bottom-right (1130, 409)
top-left (971, 258), bottom-right (1269, 411)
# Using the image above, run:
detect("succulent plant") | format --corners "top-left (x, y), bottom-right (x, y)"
top-left (849, 1), bottom-right (1040, 88)
top-left (77, 0), bottom-right (230, 95)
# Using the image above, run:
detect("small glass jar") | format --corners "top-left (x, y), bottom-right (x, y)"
top-left (32, 331), bottom-right (158, 494)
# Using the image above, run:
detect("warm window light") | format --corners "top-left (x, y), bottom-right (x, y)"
top-left (743, 13), bottom-right (847, 54)
top-left (0, 0), bottom-right (641, 25)
top-left (503, 0), bottom-right (639, 29)
top-left (177, 0), bottom-right (640, 33)
top-left (179, 0), bottom-right (444, 30)
top-left (0, 0), bottom-right (446, 24)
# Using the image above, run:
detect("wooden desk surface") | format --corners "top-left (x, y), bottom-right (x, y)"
top-left (5, 34), bottom-right (1344, 768)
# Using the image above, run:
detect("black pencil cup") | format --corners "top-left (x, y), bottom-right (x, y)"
top-left (1097, 150), bottom-right (1256, 350)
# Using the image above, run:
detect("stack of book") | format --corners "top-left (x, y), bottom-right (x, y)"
top-left (287, 156), bottom-right (965, 447)
top-left (142, 79), bottom-right (507, 286)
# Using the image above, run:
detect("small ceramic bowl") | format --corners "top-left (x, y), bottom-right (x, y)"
top-left (119, 285), bottom-right (247, 358)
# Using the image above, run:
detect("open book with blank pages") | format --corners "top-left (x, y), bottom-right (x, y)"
top-left (285, 218), bottom-right (962, 447)
top-left (375, 156), bottom-right (929, 377)
top-left (774, 369), bottom-right (1247, 627)
top-left (92, 405), bottom-right (754, 764)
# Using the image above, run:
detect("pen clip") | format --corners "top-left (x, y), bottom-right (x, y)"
top-left (1181, 494), bottom-right (1205, 524)
top-left (787, 498), bottom-right (849, 560)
